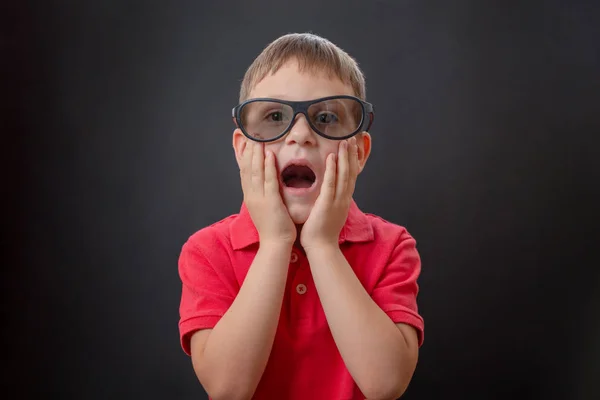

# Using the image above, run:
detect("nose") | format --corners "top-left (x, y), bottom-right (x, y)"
top-left (285, 113), bottom-right (317, 146)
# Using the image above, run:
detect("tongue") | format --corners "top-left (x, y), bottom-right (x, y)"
top-left (286, 177), bottom-right (313, 188)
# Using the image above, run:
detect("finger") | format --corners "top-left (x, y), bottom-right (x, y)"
top-left (347, 136), bottom-right (359, 196)
top-left (264, 150), bottom-right (279, 195)
top-left (321, 152), bottom-right (337, 202)
top-left (335, 140), bottom-right (350, 201)
top-left (251, 142), bottom-right (264, 194)
top-left (240, 140), bottom-right (253, 194)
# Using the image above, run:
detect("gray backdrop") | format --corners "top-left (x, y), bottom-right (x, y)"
top-left (6, 0), bottom-right (599, 399)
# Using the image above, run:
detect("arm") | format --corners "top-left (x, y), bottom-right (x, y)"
top-left (305, 244), bottom-right (420, 400)
top-left (190, 242), bottom-right (292, 400)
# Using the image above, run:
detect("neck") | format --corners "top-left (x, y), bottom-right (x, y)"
top-left (294, 224), bottom-right (303, 249)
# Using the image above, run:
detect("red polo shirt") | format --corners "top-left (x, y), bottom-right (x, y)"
top-left (178, 200), bottom-right (424, 399)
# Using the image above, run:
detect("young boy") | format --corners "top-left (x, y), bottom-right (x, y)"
top-left (178, 33), bottom-right (424, 400)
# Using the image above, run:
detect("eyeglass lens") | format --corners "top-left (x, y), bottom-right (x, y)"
top-left (239, 98), bottom-right (363, 140)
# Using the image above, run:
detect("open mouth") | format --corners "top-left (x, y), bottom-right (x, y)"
top-left (281, 164), bottom-right (316, 188)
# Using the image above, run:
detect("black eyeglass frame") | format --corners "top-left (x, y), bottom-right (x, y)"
top-left (231, 95), bottom-right (374, 142)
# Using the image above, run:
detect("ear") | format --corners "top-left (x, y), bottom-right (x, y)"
top-left (356, 132), bottom-right (372, 174)
top-left (232, 128), bottom-right (247, 168)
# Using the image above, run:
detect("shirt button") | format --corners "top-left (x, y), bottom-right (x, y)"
top-left (296, 284), bottom-right (307, 295)
top-left (290, 252), bottom-right (299, 263)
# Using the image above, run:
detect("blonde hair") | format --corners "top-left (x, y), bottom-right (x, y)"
top-left (239, 33), bottom-right (366, 103)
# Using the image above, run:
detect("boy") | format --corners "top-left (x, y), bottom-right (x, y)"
top-left (178, 33), bottom-right (424, 400)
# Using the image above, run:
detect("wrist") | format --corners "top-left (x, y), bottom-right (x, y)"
top-left (255, 241), bottom-right (295, 271)
top-left (303, 241), bottom-right (340, 257)
top-left (259, 239), bottom-right (294, 253)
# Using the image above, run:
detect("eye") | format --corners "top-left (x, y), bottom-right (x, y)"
top-left (316, 112), bottom-right (338, 124)
top-left (264, 111), bottom-right (287, 123)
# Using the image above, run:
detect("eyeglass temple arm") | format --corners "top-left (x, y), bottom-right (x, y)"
top-left (362, 103), bottom-right (374, 132)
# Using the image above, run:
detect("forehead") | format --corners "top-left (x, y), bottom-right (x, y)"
top-left (248, 60), bottom-right (354, 101)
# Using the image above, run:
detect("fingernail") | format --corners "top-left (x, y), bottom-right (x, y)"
top-left (342, 141), bottom-right (347, 149)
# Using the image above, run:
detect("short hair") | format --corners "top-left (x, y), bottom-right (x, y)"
top-left (239, 33), bottom-right (367, 103)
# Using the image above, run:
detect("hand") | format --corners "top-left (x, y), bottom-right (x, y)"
top-left (300, 137), bottom-right (359, 251)
top-left (240, 141), bottom-right (297, 245)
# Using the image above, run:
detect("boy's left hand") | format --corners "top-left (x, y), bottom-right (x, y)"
top-left (300, 137), bottom-right (359, 252)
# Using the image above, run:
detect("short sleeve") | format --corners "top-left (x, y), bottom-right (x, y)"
top-left (178, 238), bottom-right (235, 355)
top-left (371, 232), bottom-right (425, 347)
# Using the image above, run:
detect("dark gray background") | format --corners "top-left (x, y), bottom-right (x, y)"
top-left (5, 0), bottom-right (599, 399)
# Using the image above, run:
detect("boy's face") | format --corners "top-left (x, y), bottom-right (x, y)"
top-left (233, 59), bottom-right (371, 225)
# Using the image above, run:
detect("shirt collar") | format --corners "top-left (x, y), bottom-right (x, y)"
top-left (230, 200), bottom-right (374, 250)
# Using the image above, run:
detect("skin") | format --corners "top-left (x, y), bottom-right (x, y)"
top-left (190, 59), bottom-right (419, 400)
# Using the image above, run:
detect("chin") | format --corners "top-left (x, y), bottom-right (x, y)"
top-left (286, 203), bottom-right (312, 225)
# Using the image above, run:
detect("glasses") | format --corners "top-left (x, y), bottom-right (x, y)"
top-left (232, 95), bottom-right (374, 142)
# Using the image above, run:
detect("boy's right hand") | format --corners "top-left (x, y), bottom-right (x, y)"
top-left (240, 141), bottom-right (297, 245)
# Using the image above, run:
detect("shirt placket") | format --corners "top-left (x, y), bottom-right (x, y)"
top-left (288, 248), bottom-right (312, 324)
